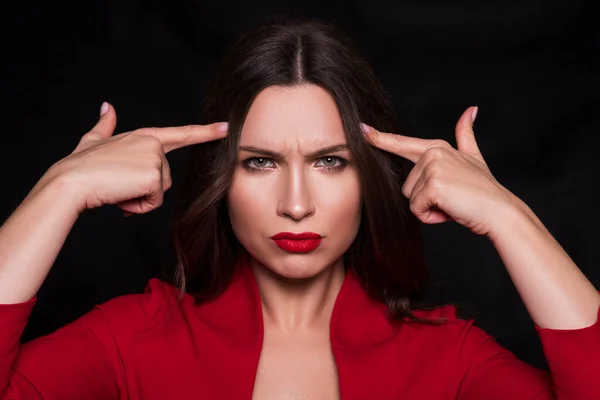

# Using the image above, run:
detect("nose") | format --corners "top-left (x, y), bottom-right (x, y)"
top-left (276, 166), bottom-right (315, 221)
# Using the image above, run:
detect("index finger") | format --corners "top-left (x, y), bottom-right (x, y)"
top-left (146, 122), bottom-right (229, 153)
top-left (361, 123), bottom-right (436, 163)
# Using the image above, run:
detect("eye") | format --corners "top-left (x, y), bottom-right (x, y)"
top-left (316, 157), bottom-right (339, 167)
top-left (314, 156), bottom-right (347, 171)
top-left (242, 157), bottom-right (276, 171)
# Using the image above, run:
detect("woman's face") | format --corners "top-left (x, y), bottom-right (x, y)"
top-left (227, 84), bottom-right (362, 279)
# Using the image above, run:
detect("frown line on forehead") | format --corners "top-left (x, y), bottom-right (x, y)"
top-left (238, 144), bottom-right (349, 159)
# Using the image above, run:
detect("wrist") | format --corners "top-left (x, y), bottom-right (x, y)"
top-left (486, 196), bottom-right (546, 244)
top-left (34, 165), bottom-right (87, 216)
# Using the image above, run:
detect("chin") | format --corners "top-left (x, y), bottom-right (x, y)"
top-left (272, 266), bottom-right (322, 281)
top-left (250, 252), bottom-right (333, 281)
top-left (268, 258), bottom-right (326, 281)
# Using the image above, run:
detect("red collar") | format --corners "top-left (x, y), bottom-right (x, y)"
top-left (190, 253), bottom-right (406, 398)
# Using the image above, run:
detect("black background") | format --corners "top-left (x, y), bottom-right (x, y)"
top-left (2, 0), bottom-right (599, 372)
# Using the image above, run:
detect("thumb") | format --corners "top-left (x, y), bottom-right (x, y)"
top-left (455, 106), bottom-right (485, 163)
top-left (83, 102), bottom-right (118, 142)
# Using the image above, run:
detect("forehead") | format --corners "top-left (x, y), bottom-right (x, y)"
top-left (240, 84), bottom-right (346, 146)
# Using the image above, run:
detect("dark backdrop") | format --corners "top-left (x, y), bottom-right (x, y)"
top-left (2, 0), bottom-right (599, 372)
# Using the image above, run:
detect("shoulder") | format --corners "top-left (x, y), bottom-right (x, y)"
top-left (398, 303), bottom-right (490, 347)
top-left (92, 278), bottom-right (184, 339)
top-left (400, 304), bottom-right (497, 359)
top-left (404, 301), bottom-right (483, 336)
top-left (407, 303), bottom-right (470, 324)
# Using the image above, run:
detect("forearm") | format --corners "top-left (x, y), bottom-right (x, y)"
top-left (0, 170), bottom-right (82, 304)
top-left (488, 198), bottom-right (600, 330)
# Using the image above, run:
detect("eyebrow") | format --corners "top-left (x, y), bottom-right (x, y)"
top-left (238, 144), bottom-right (350, 159)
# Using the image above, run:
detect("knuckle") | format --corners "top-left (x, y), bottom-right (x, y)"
top-left (150, 153), bottom-right (163, 168)
top-left (428, 176), bottom-right (445, 192)
top-left (181, 125), bottom-right (193, 141)
top-left (428, 144), bottom-right (446, 154)
top-left (135, 127), bottom-right (160, 142)
top-left (138, 134), bottom-right (163, 152)
top-left (146, 168), bottom-right (163, 186)
top-left (401, 183), bottom-right (411, 198)
top-left (391, 134), bottom-right (404, 147)
top-left (424, 161), bottom-right (443, 176)
top-left (433, 139), bottom-right (451, 148)
top-left (367, 130), bottom-right (380, 144)
top-left (134, 127), bottom-right (151, 136)
top-left (423, 144), bottom-right (448, 160)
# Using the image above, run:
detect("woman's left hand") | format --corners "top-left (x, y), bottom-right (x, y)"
top-left (362, 106), bottom-right (522, 237)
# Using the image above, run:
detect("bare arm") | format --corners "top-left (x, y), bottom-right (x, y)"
top-left (0, 171), bottom-right (82, 304)
top-left (488, 199), bottom-right (600, 330)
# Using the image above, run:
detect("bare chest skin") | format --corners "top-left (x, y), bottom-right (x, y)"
top-left (252, 327), bottom-right (340, 400)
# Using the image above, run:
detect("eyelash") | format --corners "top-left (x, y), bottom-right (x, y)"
top-left (241, 156), bottom-right (349, 173)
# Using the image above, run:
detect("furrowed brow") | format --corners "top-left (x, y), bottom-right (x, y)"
top-left (238, 144), bottom-right (349, 159)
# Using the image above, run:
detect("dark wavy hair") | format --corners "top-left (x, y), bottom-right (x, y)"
top-left (168, 16), bottom-right (457, 325)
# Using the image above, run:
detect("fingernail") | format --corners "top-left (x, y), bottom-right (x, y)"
top-left (218, 122), bottom-right (229, 133)
top-left (471, 106), bottom-right (478, 123)
top-left (360, 123), bottom-right (370, 134)
top-left (100, 102), bottom-right (109, 116)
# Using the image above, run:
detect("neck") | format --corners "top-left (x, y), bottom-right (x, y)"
top-left (249, 256), bottom-right (346, 332)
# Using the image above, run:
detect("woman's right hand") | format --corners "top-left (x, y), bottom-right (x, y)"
top-left (46, 102), bottom-right (228, 215)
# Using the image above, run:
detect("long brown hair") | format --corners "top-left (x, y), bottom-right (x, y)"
top-left (168, 16), bottom-right (459, 325)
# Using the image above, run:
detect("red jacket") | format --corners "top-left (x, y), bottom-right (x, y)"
top-left (1, 255), bottom-right (599, 399)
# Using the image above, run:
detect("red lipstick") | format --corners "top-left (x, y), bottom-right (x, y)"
top-left (271, 232), bottom-right (322, 253)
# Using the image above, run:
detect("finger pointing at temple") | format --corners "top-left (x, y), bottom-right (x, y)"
top-left (140, 122), bottom-right (229, 153)
top-left (360, 122), bottom-right (444, 163)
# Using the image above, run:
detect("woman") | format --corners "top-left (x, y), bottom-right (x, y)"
top-left (0, 16), bottom-right (599, 400)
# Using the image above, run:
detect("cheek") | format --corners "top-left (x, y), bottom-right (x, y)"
top-left (227, 172), bottom-right (269, 239)
top-left (318, 172), bottom-right (362, 227)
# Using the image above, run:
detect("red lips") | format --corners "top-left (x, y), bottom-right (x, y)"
top-left (271, 232), bottom-right (323, 253)
top-left (271, 232), bottom-right (322, 240)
